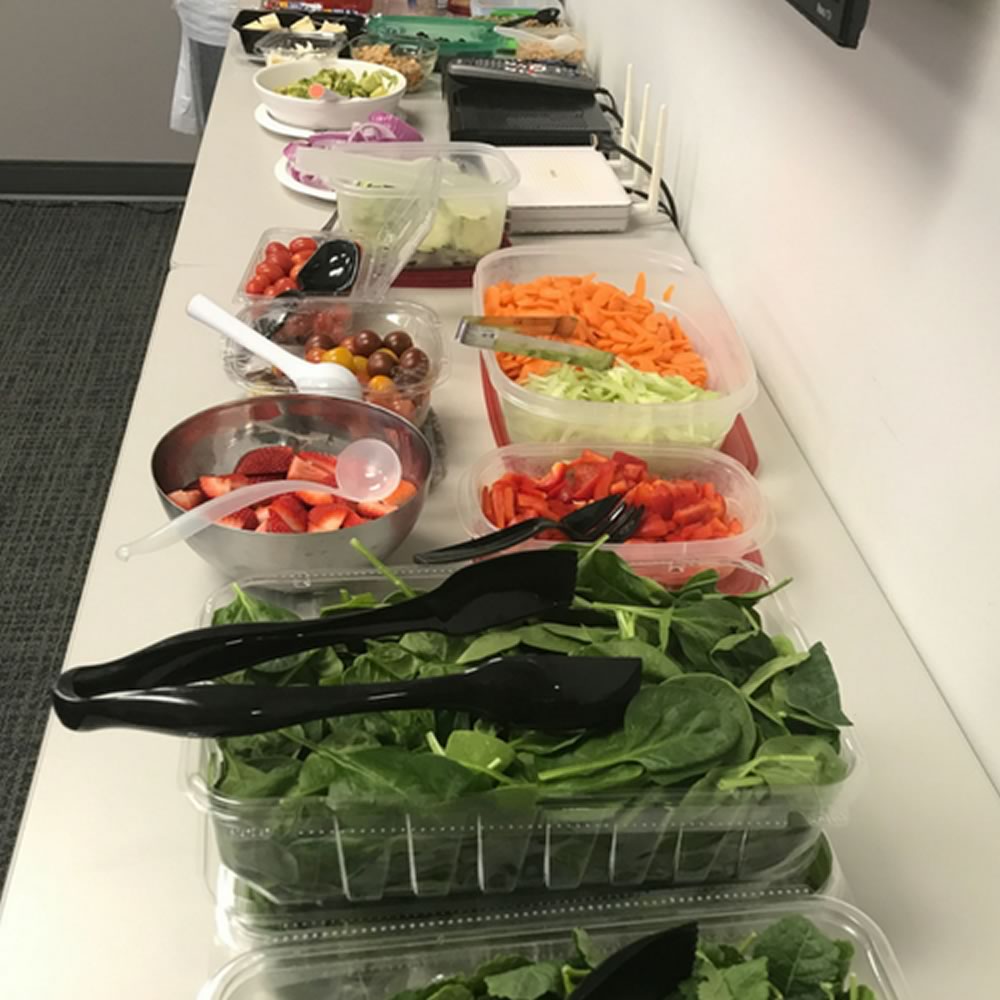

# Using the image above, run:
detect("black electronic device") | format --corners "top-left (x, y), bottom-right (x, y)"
top-left (447, 57), bottom-right (597, 93)
top-left (784, 0), bottom-right (870, 47)
top-left (444, 60), bottom-right (612, 147)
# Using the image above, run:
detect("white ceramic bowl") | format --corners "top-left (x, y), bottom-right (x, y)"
top-left (253, 57), bottom-right (406, 130)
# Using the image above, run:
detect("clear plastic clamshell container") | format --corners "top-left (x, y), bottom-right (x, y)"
top-left (456, 443), bottom-right (773, 582)
top-left (228, 294), bottom-right (447, 427)
top-left (473, 244), bottom-right (757, 449)
top-left (305, 143), bottom-right (520, 271)
top-left (200, 894), bottom-right (908, 1000)
top-left (187, 559), bottom-right (860, 908)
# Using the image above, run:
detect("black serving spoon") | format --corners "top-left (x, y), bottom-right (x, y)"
top-left (51, 653), bottom-right (642, 737)
top-left (572, 923), bottom-right (699, 1000)
top-left (501, 7), bottom-right (562, 28)
top-left (297, 237), bottom-right (361, 295)
top-left (52, 550), bottom-right (578, 720)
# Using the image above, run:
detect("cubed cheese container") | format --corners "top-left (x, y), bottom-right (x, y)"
top-left (456, 443), bottom-right (773, 581)
top-left (226, 295), bottom-right (446, 427)
top-left (188, 559), bottom-right (860, 907)
top-left (200, 895), bottom-right (908, 1000)
top-left (324, 143), bottom-right (520, 271)
top-left (473, 244), bottom-right (757, 449)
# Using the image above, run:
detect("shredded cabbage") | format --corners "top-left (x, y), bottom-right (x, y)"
top-left (523, 363), bottom-right (718, 404)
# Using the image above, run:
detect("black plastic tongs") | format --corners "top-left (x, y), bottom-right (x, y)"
top-left (52, 550), bottom-right (641, 739)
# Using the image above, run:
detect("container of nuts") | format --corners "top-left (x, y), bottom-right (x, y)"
top-left (228, 296), bottom-right (448, 427)
top-left (348, 34), bottom-right (439, 92)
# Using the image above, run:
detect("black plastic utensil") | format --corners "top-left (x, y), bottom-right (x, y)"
top-left (52, 653), bottom-right (642, 737)
top-left (572, 923), bottom-right (699, 1000)
top-left (502, 7), bottom-right (562, 28)
top-left (52, 550), bottom-right (579, 728)
top-left (414, 495), bottom-right (645, 565)
top-left (297, 238), bottom-right (362, 295)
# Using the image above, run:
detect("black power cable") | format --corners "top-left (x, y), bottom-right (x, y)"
top-left (593, 86), bottom-right (680, 228)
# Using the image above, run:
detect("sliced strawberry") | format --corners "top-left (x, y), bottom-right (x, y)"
top-left (254, 504), bottom-right (272, 525)
top-left (217, 508), bottom-right (257, 531)
top-left (343, 510), bottom-right (368, 528)
top-left (356, 500), bottom-right (398, 519)
top-left (234, 445), bottom-right (294, 477)
top-left (199, 474), bottom-right (250, 499)
top-left (383, 480), bottom-right (418, 506)
top-left (296, 487), bottom-right (338, 507)
top-left (287, 453), bottom-right (337, 486)
top-left (308, 503), bottom-right (351, 533)
top-left (246, 473), bottom-right (285, 484)
top-left (270, 495), bottom-right (308, 533)
top-left (166, 488), bottom-right (205, 511)
top-left (298, 450), bottom-right (339, 477)
top-left (257, 509), bottom-right (295, 533)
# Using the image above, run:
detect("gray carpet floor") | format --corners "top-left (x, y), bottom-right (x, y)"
top-left (0, 200), bottom-right (180, 892)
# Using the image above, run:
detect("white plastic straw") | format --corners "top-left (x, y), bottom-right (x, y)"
top-left (621, 63), bottom-right (634, 151)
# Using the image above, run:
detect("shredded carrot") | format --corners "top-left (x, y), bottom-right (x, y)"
top-left (485, 273), bottom-right (709, 388)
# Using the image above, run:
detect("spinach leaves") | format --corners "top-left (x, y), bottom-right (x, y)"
top-left (208, 550), bottom-right (854, 899)
top-left (386, 919), bottom-right (877, 1000)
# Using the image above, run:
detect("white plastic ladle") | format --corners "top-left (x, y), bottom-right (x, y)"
top-left (187, 294), bottom-right (362, 399)
top-left (117, 438), bottom-right (402, 560)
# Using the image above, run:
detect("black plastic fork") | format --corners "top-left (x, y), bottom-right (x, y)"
top-left (414, 494), bottom-right (645, 565)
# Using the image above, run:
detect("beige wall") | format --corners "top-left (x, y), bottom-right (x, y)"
top-left (0, 0), bottom-right (197, 162)
top-left (568, 0), bottom-right (1000, 786)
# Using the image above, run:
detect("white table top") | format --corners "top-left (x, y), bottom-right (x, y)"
top-left (1, 38), bottom-right (999, 1000)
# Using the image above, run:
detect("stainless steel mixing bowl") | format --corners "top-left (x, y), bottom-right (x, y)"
top-left (151, 395), bottom-right (433, 581)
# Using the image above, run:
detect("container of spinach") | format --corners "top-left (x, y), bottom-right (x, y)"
top-left (200, 895), bottom-right (907, 1000)
top-left (188, 548), bottom-right (860, 905)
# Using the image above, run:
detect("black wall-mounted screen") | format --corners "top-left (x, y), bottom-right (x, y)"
top-left (785, 0), bottom-right (870, 47)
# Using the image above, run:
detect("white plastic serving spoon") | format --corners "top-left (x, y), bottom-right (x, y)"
top-left (187, 294), bottom-right (362, 399)
top-left (117, 438), bottom-right (403, 560)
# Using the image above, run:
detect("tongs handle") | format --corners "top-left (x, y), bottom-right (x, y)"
top-left (52, 667), bottom-right (463, 737)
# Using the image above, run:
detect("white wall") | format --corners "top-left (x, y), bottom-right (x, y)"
top-left (0, 0), bottom-right (197, 162)
top-left (568, 0), bottom-right (1000, 784)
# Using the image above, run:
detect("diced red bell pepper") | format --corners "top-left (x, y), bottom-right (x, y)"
top-left (611, 450), bottom-right (647, 469)
top-left (590, 460), bottom-right (618, 500)
top-left (536, 461), bottom-right (568, 495)
top-left (481, 485), bottom-right (495, 525)
top-left (578, 449), bottom-right (611, 464)
top-left (637, 512), bottom-right (672, 539)
top-left (674, 500), bottom-right (715, 527)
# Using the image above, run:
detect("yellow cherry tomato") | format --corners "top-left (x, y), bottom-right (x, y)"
top-left (367, 375), bottom-right (395, 394)
top-left (352, 355), bottom-right (369, 377)
top-left (323, 346), bottom-right (355, 369)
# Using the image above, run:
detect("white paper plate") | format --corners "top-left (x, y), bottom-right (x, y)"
top-left (254, 103), bottom-right (321, 140)
top-left (273, 157), bottom-right (338, 202)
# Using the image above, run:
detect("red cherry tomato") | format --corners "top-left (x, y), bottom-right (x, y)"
top-left (289, 237), bottom-right (319, 254)
top-left (263, 284), bottom-right (280, 298)
top-left (289, 261), bottom-right (306, 282)
top-left (291, 250), bottom-right (313, 267)
top-left (265, 241), bottom-right (289, 258)
top-left (245, 276), bottom-right (268, 295)
top-left (255, 260), bottom-right (284, 284)
top-left (266, 248), bottom-right (293, 272)
top-left (271, 277), bottom-right (298, 295)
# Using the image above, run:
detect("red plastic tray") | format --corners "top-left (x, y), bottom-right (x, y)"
top-left (478, 356), bottom-right (760, 475)
top-left (391, 235), bottom-right (512, 290)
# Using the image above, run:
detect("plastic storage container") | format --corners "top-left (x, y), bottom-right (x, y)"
top-left (474, 244), bottom-right (757, 449)
top-left (232, 8), bottom-right (368, 58)
top-left (368, 15), bottom-right (501, 63)
top-left (255, 28), bottom-right (348, 66)
top-left (188, 559), bottom-right (860, 906)
top-left (348, 34), bottom-right (439, 92)
top-left (200, 895), bottom-right (908, 1000)
top-left (320, 143), bottom-right (520, 271)
top-left (457, 443), bottom-right (773, 579)
top-left (228, 295), bottom-right (447, 427)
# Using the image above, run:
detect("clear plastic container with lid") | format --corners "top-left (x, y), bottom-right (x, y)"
top-left (456, 442), bottom-right (773, 582)
top-left (227, 294), bottom-right (447, 427)
top-left (309, 143), bottom-right (520, 270)
top-left (473, 244), bottom-right (757, 449)
top-left (188, 558), bottom-right (860, 907)
top-left (200, 894), bottom-right (908, 1000)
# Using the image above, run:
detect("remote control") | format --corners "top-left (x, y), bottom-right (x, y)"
top-left (447, 57), bottom-right (597, 93)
